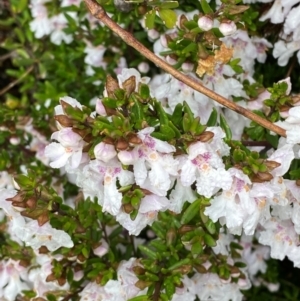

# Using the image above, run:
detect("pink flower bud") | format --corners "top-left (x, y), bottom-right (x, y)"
top-left (138, 62), bottom-right (150, 73)
top-left (198, 16), bottom-right (213, 31)
top-left (96, 98), bottom-right (107, 116)
top-left (148, 29), bottom-right (159, 40)
top-left (94, 142), bottom-right (117, 162)
top-left (182, 62), bottom-right (194, 72)
top-left (93, 239), bottom-right (109, 257)
top-left (219, 20), bottom-right (237, 36)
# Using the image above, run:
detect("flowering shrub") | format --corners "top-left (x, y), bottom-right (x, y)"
top-left (1, 0), bottom-right (300, 300)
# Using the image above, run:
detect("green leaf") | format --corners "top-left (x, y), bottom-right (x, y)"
top-left (206, 108), bottom-right (218, 126)
top-left (145, 10), bottom-right (156, 29)
top-left (200, 0), bottom-right (213, 14)
top-left (158, 9), bottom-right (177, 29)
top-left (191, 241), bottom-right (203, 255)
top-left (138, 245), bottom-right (158, 260)
top-left (167, 258), bottom-right (191, 271)
top-left (203, 233), bottom-right (217, 247)
top-left (219, 114), bottom-right (232, 140)
top-left (160, 124), bottom-right (175, 139)
top-left (160, 1), bottom-right (179, 9)
top-left (180, 199), bottom-right (201, 224)
top-left (164, 279), bottom-right (175, 299)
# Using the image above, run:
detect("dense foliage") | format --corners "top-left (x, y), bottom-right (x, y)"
top-left (1, 0), bottom-right (300, 300)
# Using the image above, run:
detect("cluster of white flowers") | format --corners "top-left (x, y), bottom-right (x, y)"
top-left (258, 0), bottom-right (300, 65)
top-left (2, 0), bottom-right (300, 300)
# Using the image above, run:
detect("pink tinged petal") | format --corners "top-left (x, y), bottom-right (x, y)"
top-left (103, 180), bottom-right (122, 215)
top-left (93, 239), bottom-right (109, 257)
top-left (149, 163), bottom-right (171, 192)
top-left (169, 182), bottom-right (197, 213)
top-left (139, 195), bottom-right (169, 213)
top-left (70, 150), bottom-right (83, 169)
top-left (118, 150), bottom-right (136, 165)
top-left (219, 21), bottom-right (237, 36)
top-left (95, 98), bottom-right (107, 116)
top-left (134, 160), bottom-right (148, 186)
top-left (181, 161), bottom-right (197, 186)
top-left (268, 144), bottom-right (294, 177)
top-left (117, 211), bottom-right (150, 235)
top-left (187, 142), bottom-right (208, 159)
top-left (94, 142), bottom-right (117, 162)
top-left (118, 169), bottom-right (135, 186)
top-left (198, 16), bottom-right (213, 31)
top-left (152, 138), bottom-right (176, 153)
top-left (52, 127), bottom-right (83, 147)
top-left (44, 142), bottom-right (71, 168)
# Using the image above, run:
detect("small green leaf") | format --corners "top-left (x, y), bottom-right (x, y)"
top-left (158, 9), bottom-right (177, 29)
top-left (206, 108), bottom-right (218, 126)
top-left (160, 1), bottom-right (179, 9)
top-left (191, 241), bottom-right (203, 255)
top-left (167, 258), bottom-right (191, 271)
top-left (181, 199), bottom-right (201, 224)
top-left (138, 245), bottom-right (158, 260)
top-left (219, 114), bottom-right (232, 140)
top-left (145, 10), bottom-right (156, 29)
top-left (200, 0), bottom-right (213, 14)
top-left (203, 233), bottom-right (217, 247)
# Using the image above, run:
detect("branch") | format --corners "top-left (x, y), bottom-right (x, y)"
top-left (84, 0), bottom-right (286, 138)
top-left (0, 65), bottom-right (34, 97)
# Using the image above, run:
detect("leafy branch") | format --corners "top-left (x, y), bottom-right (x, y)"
top-left (83, 0), bottom-right (286, 138)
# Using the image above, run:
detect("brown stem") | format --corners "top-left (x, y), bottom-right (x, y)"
top-left (0, 51), bottom-right (15, 62)
top-left (241, 140), bottom-right (272, 147)
top-left (83, 0), bottom-right (286, 138)
top-left (0, 65), bottom-right (34, 96)
top-left (286, 55), bottom-right (296, 78)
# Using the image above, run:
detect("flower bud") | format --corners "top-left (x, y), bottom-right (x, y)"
top-left (96, 99), bottom-right (107, 116)
top-left (197, 131), bottom-right (214, 142)
top-left (219, 20), bottom-right (237, 36)
top-left (116, 138), bottom-right (129, 151)
top-left (94, 142), bottom-right (117, 162)
top-left (138, 62), bottom-right (150, 74)
top-left (54, 115), bottom-right (73, 127)
top-left (198, 15), bottom-right (213, 31)
top-left (37, 212), bottom-right (49, 226)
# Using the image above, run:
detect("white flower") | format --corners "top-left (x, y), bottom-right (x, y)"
top-left (84, 43), bottom-right (107, 68)
top-left (259, 0), bottom-right (285, 23)
top-left (118, 127), bottom-right (178, 196)
top-left (275, 106), bottom-right (300, 143)
top-left (168, 181), bottom-right (197, 213)
top-left (0, 259), bottom-right (30, 301)
top-left (28, 253), bottom-right (70, 298)
top-left (117, 194), bottom-right (169, 235)
top-left (117, 258), bottom-right (143, 298)
top-left (79, 280), bottom-right (126, 301)
top-left (273, 40), bottom-right (300, 66)
top-left (258, 218), bottom-right (299, 260)
top-left (45, 127), bottom-right (85, 169)
top-left (77, 159), bottom-right (134, 215)
top-left (180, 129), bottom-right (232, 198)
top-left (50, 13), bottom-right (73, 45)
top-left (16, 220), bottom-right (73, 251)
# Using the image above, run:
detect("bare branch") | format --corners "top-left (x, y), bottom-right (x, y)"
top-left (0, 65), bottom-right (34, 97)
